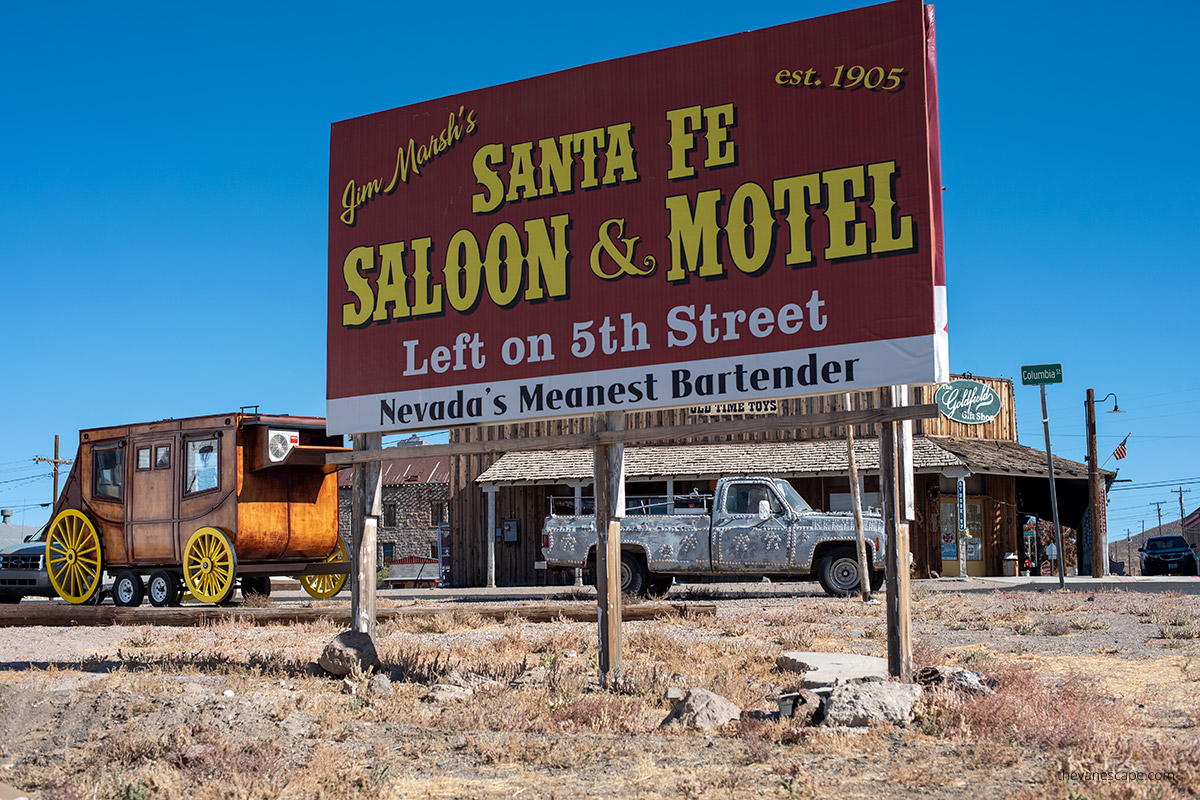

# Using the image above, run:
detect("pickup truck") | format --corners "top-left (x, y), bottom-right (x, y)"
top-left (541, 476), bottom-right (885, 597)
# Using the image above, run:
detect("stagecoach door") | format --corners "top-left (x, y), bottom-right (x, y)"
top-left (127, 436), bottom-right (178, 563)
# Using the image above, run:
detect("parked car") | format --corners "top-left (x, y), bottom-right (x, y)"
top-left (0, 524), bottom-right (54, 603)
top-left (1139, 535), bottom-right (1199, 576)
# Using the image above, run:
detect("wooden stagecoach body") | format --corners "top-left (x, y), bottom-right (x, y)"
top-left (48, 412), bottom-right (349, 605)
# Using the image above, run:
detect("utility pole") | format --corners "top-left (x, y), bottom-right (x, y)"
top-left (1085, 389), bottom-right (1103, 577)
top-left (1149, 501), bottom-right (1166, 532)
top-left (1174, 487), bottom-right (1193, 545)
top-left (32, 438), bottom-right (72, 506)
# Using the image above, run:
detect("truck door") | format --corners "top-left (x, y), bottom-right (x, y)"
top-left (127, 437), bottom-right (178, 563)
top-left (712, 481), bottom-right (791, 572)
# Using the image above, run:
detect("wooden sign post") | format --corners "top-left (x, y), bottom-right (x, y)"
top-left (880, 387), bottom-right (913, 681)
top-left (350, 432), bottom-right (383, 639)
top-left (593, 411), bottom-right (626, 685)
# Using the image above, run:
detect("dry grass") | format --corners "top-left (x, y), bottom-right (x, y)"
top-left (5, 588), bottom-right (1200, 799)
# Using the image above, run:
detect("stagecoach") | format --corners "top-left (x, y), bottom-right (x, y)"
top-left (45, 412), bottom-right (349, 606)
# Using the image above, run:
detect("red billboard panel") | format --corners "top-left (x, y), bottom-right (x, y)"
top-left (328, 0), bottom-right (948, 435)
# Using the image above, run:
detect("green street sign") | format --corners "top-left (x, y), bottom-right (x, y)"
top-left (1021, 363), bottom-right (1063, 385)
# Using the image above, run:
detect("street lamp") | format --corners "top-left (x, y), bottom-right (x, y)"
top-left (1086, 390), bottom-right (1123, 577)
top-left (1097, 392), bottom-right (1123, 414)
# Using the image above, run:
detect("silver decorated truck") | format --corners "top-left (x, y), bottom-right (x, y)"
top-left (541, 476), bottom-right (885, 597)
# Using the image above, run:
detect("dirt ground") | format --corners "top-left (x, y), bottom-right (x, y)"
top-left (0, 584), bottom-right (1197, 799)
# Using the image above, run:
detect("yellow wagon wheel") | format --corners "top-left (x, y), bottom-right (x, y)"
top-left (182, 527), bottom-right (237, 604)
top-left (45, 509), bottom-right (104, 604)
top-left (300, 538), bottom-right (348, 600)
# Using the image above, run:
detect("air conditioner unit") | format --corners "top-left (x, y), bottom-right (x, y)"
top-left (267, 429), bottom-right (300, 463)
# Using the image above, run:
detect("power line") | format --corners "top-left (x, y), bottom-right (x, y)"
top-left (0, 473), bottom-right (50, 486)
top-left (1109, 477), bottom-right (1200, 492)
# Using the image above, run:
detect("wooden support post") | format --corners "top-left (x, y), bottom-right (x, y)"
top-left (593, 411), bottom-right (625, 685)
top-left (350, 433), bottom-right (382, 639)
top-left (880, 387), bottom-right (912, 680)
top-left (485, 487), bottom-right (498, 588)
top-left (844, 394), bottom-right (871, 602)
top-left (573, 484), bottom-right (584, 586)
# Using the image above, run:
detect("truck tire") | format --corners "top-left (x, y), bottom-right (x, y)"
top-left (620, 551), bottom-right (646, 595)
top-left (870, 568), bottom-right (885, 592)
top-left (818, 547), bottom-right (865, 597)
top-left (645, 576), bottom-right (673, 598)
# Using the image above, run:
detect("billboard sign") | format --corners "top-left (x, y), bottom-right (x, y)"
top-left (327, 0), bottom-right (948, 435)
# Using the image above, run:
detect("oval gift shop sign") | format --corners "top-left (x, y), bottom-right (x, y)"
top-left (935, 380), bottom-right (1001, 425)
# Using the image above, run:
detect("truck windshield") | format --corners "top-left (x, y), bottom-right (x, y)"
top-left (774, 480), bottom-right (811, 512)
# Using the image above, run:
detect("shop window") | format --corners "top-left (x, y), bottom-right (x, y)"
top-left (384, 504), bottom-right (397, 528)
top-left (93, 445), bottom-right (124, 501)
top-left (184, 437), bottom-right (220, 495)
top-left (155, 445), bottom-right (171, 470)
top-left (135, 447), bottom-right (151, 471)
top-left (940, 498), bottom-right (984, 561)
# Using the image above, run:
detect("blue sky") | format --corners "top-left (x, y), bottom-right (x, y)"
top-left (1, 1), bottom-right (1196, 540)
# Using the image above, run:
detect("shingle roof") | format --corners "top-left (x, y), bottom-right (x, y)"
top-left (338, 456), bottom-right (449, 487)
top-left (926, 436), bottom-right (1110, 481)
top-left (476, 436), bottom-right (1101, 487)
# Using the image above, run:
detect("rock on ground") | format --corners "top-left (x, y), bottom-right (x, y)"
top-left (427, 684), bottom-right (474, 703)
top-left (915, 666), bottom-right (994, 695)
top-left (368, 673), bottom-right (394, 698)
top-left (822, 681), bottom-right (923, 727)
top-left (776, 652), bottom-right (888, 688)
top-left (660, 688), bottom-right (741, 731)
top-left (318, 631), bottom-right (382, 677)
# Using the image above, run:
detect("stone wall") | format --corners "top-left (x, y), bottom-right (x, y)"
top-left (338, 482), bottom-right (449, 567)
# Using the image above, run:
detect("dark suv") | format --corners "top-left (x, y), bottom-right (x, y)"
top-left (1139, 536), bottom-right (1199, 576)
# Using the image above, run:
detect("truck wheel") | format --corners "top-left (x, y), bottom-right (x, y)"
top-left (241, 575), bottom-right (272, 599)
top-left (113, 571), bottom-right (144, 607)
top-left (645, 576), bottom-right (673, 598)
top-left (148, 570), bottom-right (180, 607)
top-left (870, 568), bottom-right (885, 592)
top-left (620, 552), bottom-right (646, 595)
top-left (818, 547), bottom-right (863, 597)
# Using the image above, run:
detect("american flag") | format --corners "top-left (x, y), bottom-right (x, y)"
top-left (1112, 434), bottom-right (1130, 461)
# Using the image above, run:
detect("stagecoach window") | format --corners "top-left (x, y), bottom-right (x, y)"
top-left (93, 445), bottom-right (124, 501)
top-left (155, 445), bottom-right (170, 470)
top-left (136, 447), bottom-right (151, 471)
top-left (184, 437), bottom-right (219, 495)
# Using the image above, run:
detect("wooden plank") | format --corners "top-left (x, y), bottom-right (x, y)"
top-left (331, 405), bottom-right (940, 465)
top-left (0, 602), bottom-right (715, 629)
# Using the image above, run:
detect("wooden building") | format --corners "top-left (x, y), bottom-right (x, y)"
top-left (446, 376), bottom-right (1111, 586)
